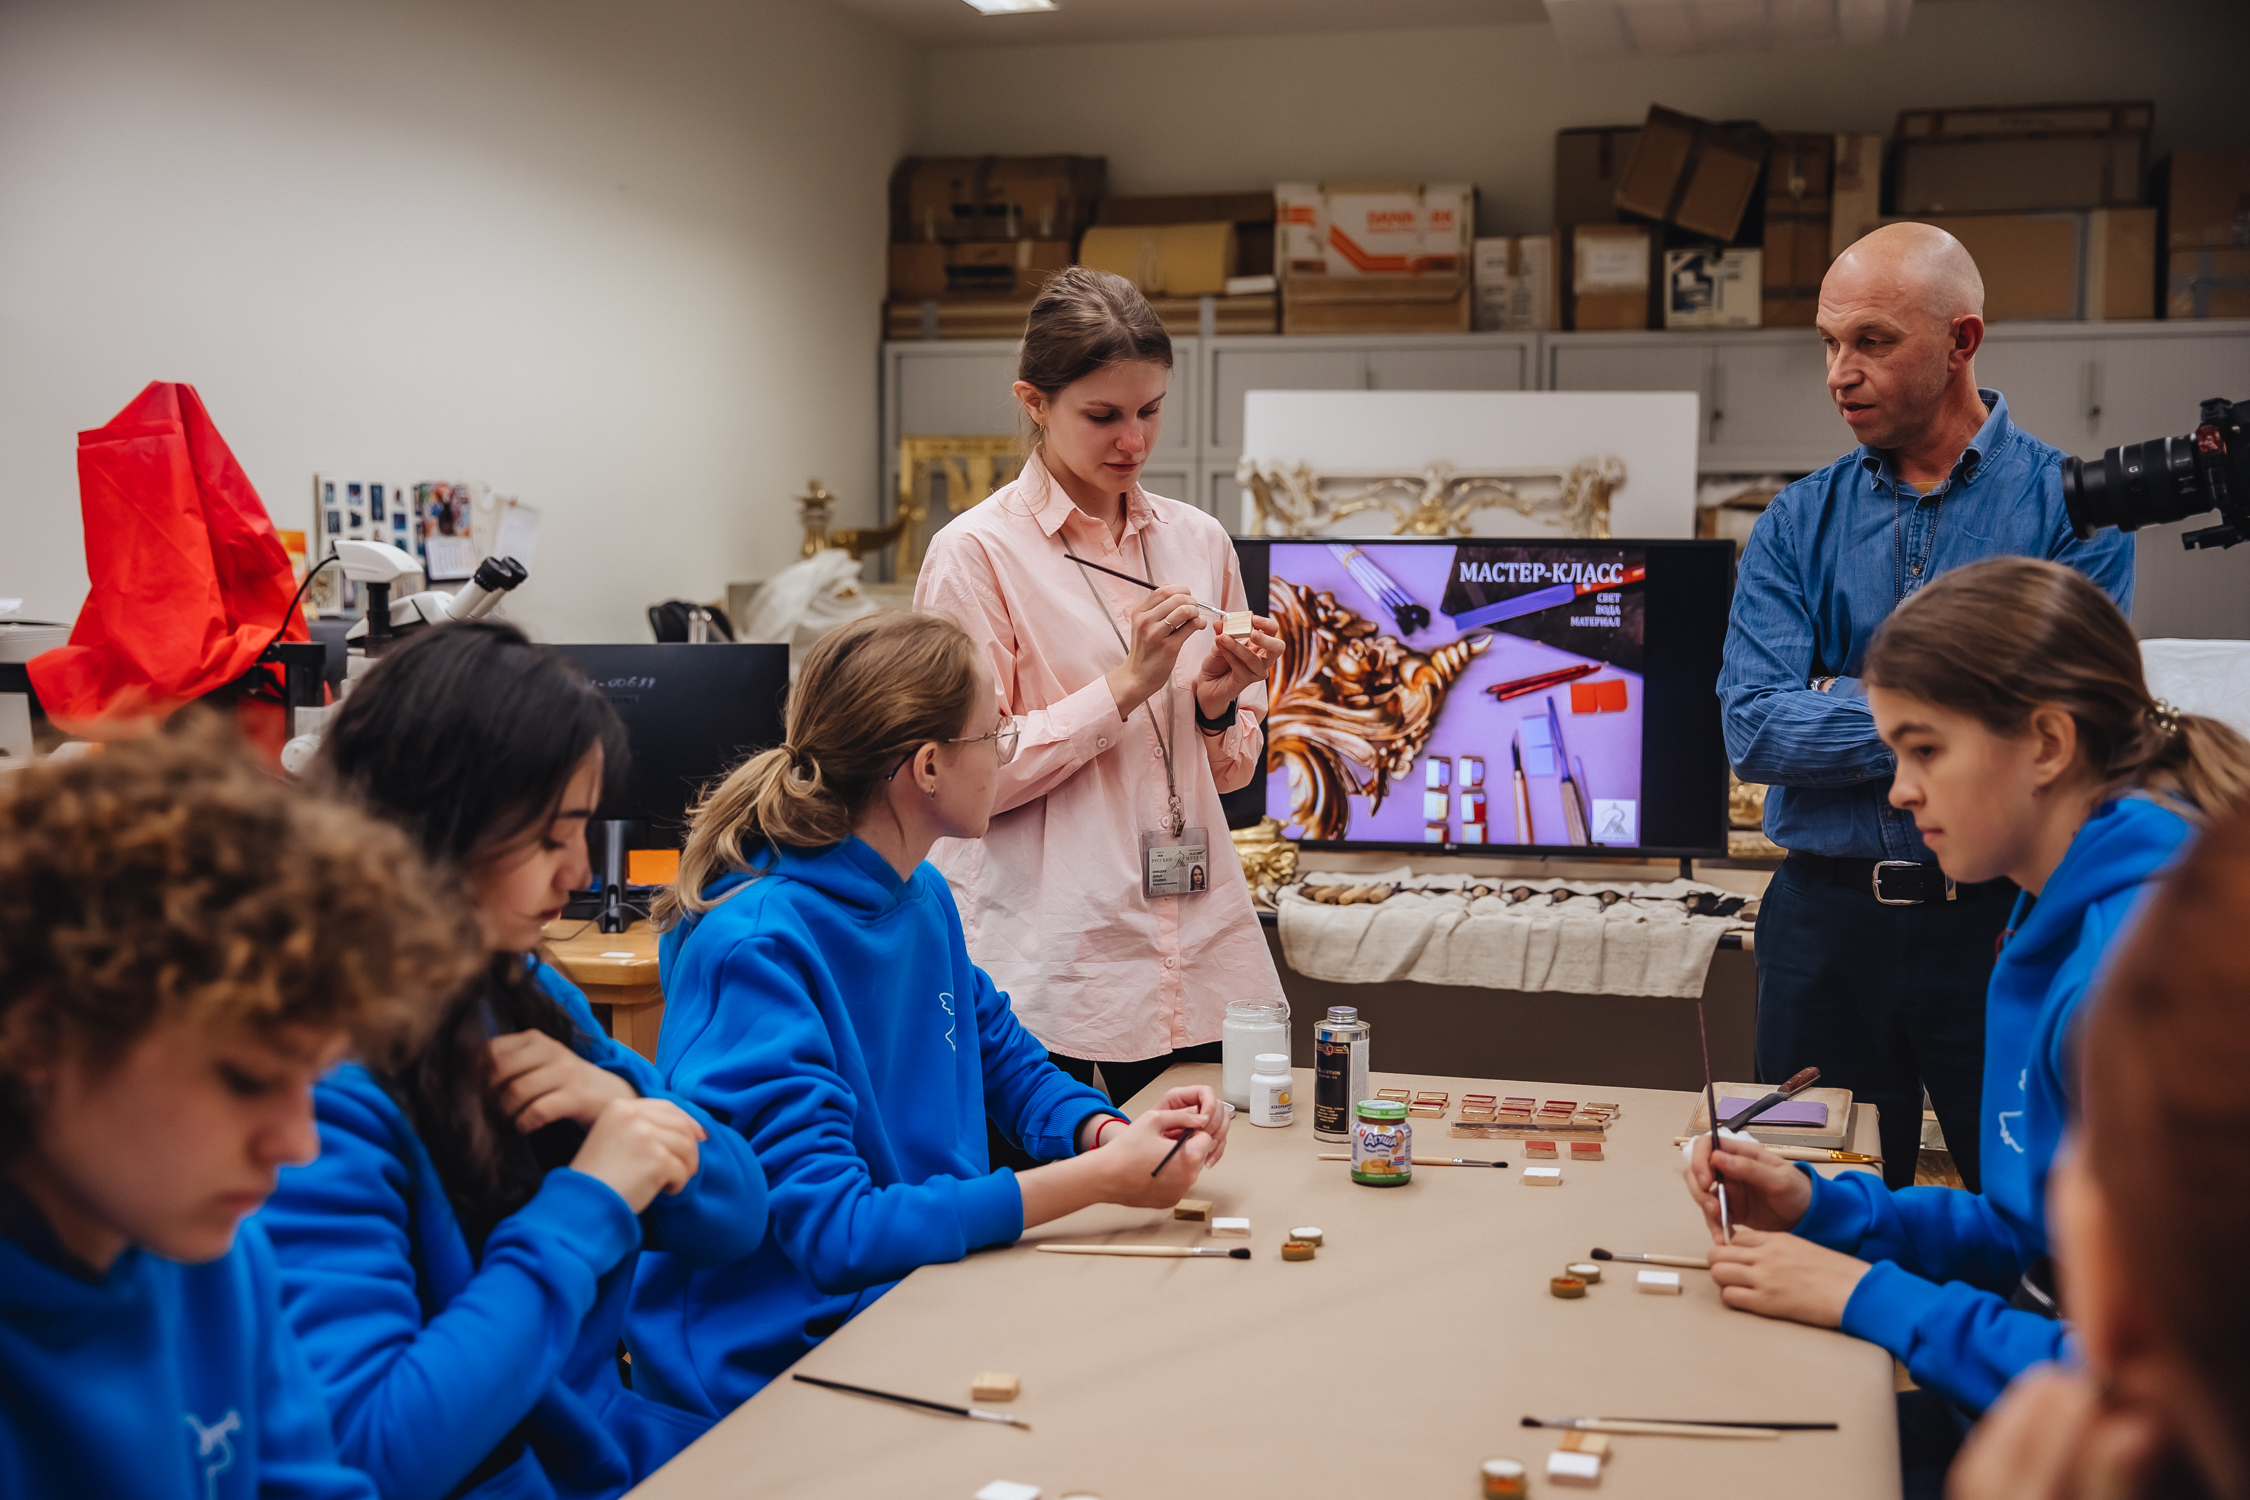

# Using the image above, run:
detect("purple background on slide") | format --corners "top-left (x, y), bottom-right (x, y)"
top-left (1265, 542), bottom-right (1643, 848)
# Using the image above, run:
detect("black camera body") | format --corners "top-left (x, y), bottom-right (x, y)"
top-left (2063, 396), bottom-right (2249, 551)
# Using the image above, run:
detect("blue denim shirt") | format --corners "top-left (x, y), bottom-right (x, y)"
top-left (1717, 389), bottom-right (2135, 860)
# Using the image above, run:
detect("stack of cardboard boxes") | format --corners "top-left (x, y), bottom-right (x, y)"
top-left (2161, 149), bottom-right (2250, 320)
top-left (1276, 182), bottom-right (1476, 334)
top-left (1078, 193), bottom-right (1280, 335)
top-left (884, 156), bottom-right (1104, 340)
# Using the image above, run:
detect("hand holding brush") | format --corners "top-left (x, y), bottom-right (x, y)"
top-left (1684, 1130), bottom-right (1814, 1236)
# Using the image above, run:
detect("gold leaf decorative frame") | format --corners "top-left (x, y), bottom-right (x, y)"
top-left (1237, 457), bottom-right (1625, 540)
top-left (893, 436), bottom-right (1026, 576)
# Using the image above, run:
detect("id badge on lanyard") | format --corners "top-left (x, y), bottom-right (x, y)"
top-left (1141, 826), bottom-right (1211, 899)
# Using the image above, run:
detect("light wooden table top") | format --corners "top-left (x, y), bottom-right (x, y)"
top-left (627, 1063), bottom-right (1898, 1499)
top-left (540, 919), bottom-right (660, 989)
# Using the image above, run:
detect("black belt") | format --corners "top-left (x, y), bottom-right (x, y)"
top-left (1786, 852), bottom-right (2014, 906)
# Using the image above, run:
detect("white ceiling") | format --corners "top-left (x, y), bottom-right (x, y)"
top-left (827, 0), bottom-right (1553, 48)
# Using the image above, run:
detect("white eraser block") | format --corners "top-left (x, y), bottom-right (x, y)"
top-left (976, 1483), bottom-right (1040, 1500)
top-left (1637, 1269), bottom-right (1683, 1294)
top-left (1522, 1166), bottom-right (1562, 1185)
top-left (1211, 1217), bottom-right (1251, 1238)
top-left (1547, 1450), bottom-right (1604, 1485)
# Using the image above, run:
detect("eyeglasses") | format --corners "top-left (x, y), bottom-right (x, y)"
top-left (885, 718), bottom-right (1023, 782)
top-left (951, 718), bottom-right (1022, 766)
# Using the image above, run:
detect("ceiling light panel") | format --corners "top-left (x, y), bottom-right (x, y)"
top-left (962, 0), bottom-right (1058, 14)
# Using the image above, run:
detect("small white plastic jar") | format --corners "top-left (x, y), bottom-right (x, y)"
top-left (1249, 1053), bottom-right (1295, 1128)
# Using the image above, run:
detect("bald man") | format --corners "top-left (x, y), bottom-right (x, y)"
top-left (1717, 224), bottom-right (2133, 1194)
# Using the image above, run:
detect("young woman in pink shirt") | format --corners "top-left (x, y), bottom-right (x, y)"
top-left (914, 267), bottom-right (1288, 1108)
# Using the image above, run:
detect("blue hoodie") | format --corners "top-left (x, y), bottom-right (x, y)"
top-left (0, 1209), bottom-right (373, 1500)
top-left (258, 964), bottom-right (768, 1500)
top-left (1796, 796), bottom-right (2191, 1412)
top-left (627, 838), bottom-right (1122, 1416)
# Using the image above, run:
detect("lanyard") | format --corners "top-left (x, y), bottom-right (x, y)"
top-left (1071, 535), bottom-right (1185, 836)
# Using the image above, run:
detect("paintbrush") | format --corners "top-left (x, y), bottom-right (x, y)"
top-left (1547, 697), bottom-right (1591, 845)
top-left (1316, 1153), bottom-right (1509, 1167)
top-left (1062, 552), bottom-right (1225, 616)
top-left (1035, 1244), bottom-right (1251, 1259)
top-left (1668, 1138), bottom-right (1885, 1167)
top-left (1721, 1066), bottom-right (1823, 1132)
top-left (1510, 732), bottom-right (1533, 844)
top-left (1485, 661), bottom-right (1599, 702)
top-left (791, 1373), bottom-right (1031, 1430)
top-left (1696, 1000), bottom-right (1732, 1242)
top-left (1149, 1125), bottom-right (1197, 1178)
top-left (1522, 1416), bottom-right (1811, 1440)
top-left (1589, 1248), bottom-right (1710, 1269)
top-left (1327, 542), bottom-right (1431, 635)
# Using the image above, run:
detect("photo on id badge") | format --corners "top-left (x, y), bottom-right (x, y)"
top-left (1142, 827), bottom-right (1211, 898)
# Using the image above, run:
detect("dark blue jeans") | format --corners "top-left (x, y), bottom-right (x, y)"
top-left (1754, 857), bottom-right (2013, 1191)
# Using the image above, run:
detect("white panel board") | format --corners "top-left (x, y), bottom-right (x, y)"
top-left (1238, 389), bottom-right (1698, 538)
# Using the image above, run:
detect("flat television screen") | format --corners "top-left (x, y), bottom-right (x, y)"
top-left (1235, 537), bottom-right (1733, 858)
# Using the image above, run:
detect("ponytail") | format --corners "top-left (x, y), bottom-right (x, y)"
top-left (1864, 557), bottom-right (2250, 819)
top-left (654, 611), bottom-right (982, 925)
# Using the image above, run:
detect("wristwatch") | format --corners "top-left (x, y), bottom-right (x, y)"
top-left (1810, 676), bottom-right (1837, 693)
top-left (1195, 696), bottom-right (1239, 735)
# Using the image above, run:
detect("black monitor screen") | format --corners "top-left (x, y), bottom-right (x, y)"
top-left (555, 643), bottom-right (789, 846)
top-left (1235, 537), bottom-right (1733, 858)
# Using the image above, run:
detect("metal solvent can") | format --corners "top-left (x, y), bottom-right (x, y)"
top-left (1312, 1005), bottom-right (1371, 1142)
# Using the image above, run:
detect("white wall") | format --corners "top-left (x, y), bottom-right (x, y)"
top-left (912, 0), bottom-right (2250, 236)
top-left (0, 0), bottom-right (911, 643)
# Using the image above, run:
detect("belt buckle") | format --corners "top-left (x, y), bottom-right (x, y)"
top-left (1872, 860), bottom-right (1926, 906)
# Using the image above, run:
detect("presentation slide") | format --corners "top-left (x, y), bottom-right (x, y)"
top-left (1263, 539), bottom-right (1648, 849)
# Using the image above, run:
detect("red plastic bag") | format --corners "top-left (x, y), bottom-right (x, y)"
top-left (27, 382), bottom-right (308, 753)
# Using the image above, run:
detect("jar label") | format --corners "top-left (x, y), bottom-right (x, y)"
top-left (1352, 1118), bottom-right (1412, 1182)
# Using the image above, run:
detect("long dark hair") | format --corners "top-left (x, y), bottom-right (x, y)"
top-left (315, 621), bottom-right (628, 1250)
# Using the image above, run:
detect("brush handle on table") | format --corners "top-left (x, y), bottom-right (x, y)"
top-left (1035, 1244), bottom-right (1216, 1257)
top-left (1673, 1137), bottom-right (1886, 1167)
top-left (1316, 1153), bottom-right (1505, 1166)
top-left (1580, 1419), bottom-right (1779, 1440)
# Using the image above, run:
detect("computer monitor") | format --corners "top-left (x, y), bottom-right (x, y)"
top-left (1234, 536), bottom-right (1733, 859)
top-left (554, 643), bottom-right (789, 927)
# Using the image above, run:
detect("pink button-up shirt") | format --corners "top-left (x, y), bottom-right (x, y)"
top-left (915, 452), bottom-right (1285, 1064)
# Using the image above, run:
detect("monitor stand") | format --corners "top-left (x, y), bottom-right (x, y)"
top-left (597, 820), bottom-right (650, 934)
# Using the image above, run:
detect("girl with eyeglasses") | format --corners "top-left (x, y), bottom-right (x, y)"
top-left (627, 610), bottom-right (1227, 1416)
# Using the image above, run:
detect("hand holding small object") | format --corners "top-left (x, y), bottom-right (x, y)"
top-left (1151, 1084), bottom-right (1229, 1168)
top-left (1194, 615), bottom-right (1282, 718)
top-left (1106, 584), bottom-right (1203, 719)
top-left (1099, 1105), bottom-right (1216, 1205)
top-left (570, 1097), bottom-right (705, 1212)
top-left (1686, 1130), bottom-right (1813, 1236)
top-left (490, 1029), bottom-right (638, 1131)
top-left (1705, 1227), bottom-right (1869, 1328)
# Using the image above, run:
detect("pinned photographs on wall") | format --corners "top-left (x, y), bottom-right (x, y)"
top-left (310, 476), bottom-right (522, 615)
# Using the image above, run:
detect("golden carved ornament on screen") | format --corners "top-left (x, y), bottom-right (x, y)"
top-left (1263, 576), bottom-right (1492, 842)
top-left (1237, 458), bottom-right (1623, 540)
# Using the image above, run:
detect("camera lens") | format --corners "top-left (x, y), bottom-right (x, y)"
top-left (2063, 434), bottom-right (2206, 539)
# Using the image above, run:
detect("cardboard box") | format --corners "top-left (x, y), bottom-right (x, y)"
top-left (1764, 133), bottom-right (1835, 327)
top-left (2167, 249), bottom-right (2250, 319)
top-left (1097, 192), bottom-right (1276, 276)
top-left (1898, 101), bottom-right (2153, 139)
top-left (1473, 235), bottom-right (1555, 331)
top-left (1878, 208), bottom-right (2157, 321)
top-left (1831, 133), bottom-right (1884, 260)
top-left (884, 292), bottom-right (1279, 341)
top-left (1895, 134), bottom-right (2148, 214)
top-left (887, 240), bottom-right (1070, 300)
top-left (1666, 247), bottom-right (1763, 328)
top-left (1555, 125), bottom-right (1641, 227)
top-left (1277, 182), bottom-right (1473, 278)
top-left (2157, 150), bottom-right (2250, 250)
top-left (1567, 224), bottom-right (1654, 331)
top-left (889, 156), bottom-right (1106, 243)
top-left (1615, 105), bottom-right (1773, 242)
top-left (1282, 274), bottom-right (1470, 335)
top-left (1078, 222), bottom-right (1237, 297)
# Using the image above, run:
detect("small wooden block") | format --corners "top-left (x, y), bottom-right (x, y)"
top-left (1543, 1100), bottom-right (1578, 1113)
top-left (1172, 1198), bottom-right (1212, 1222)
top-left (1560, 1433), bottom-right (1611, 1458)
top-left (1503, 1097), bottom-right (1536, 1107)
top-left (1463, 1094), bottom-right (1497, 1108)
top-left (1637, 1269), bottom-right (1683, 1295)
top-left (1223, 610), bottom-right (1253, 641)
top-left (1408, 1104), bottom-right (1445, 1117)
top-left (1211, 1217), bottom-right (1251, 1238)
top-left (971, 1371), bottom-right (1021, 1402)
top-left (1460, 1109), bottom-right (1498, 1124)
top-left (1570, 1142), bottom-right (1604, 1160)
top-left (1523, 1166), bottom-right (1563, 1185)
top-left (1376, 1088), bottom-right (1412, 1103)
top-left (1547, 1450), bottom-right (1604, 1487)
top-left (1525, 1140), bottom-right (1558, 1158)
top-left (1413, 1091), bottom-right (1450, 1106)
top-left (1281, 1240), bottom-right (1316, 1261)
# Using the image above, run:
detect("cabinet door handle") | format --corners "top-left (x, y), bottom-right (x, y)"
top-left (1707, 363), bottom-right (1726, 442)
top-left (2084, 359), bottom-right (2103, 424)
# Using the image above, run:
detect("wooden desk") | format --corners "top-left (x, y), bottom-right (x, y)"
top-left (628, 1063), bottom-right (1897, 1499)
top-left (540, 920), bottom-right (664, 1060)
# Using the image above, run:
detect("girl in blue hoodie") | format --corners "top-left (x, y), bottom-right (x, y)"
top-left (1686, 561), bottom-right (2250, 1438)
top-left (628, 610), bottom-right (1229, 1417)
top-left (0, 723), bottom-right (473, 1500)
top-left (259, 623), bottom-right (769, 1500)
